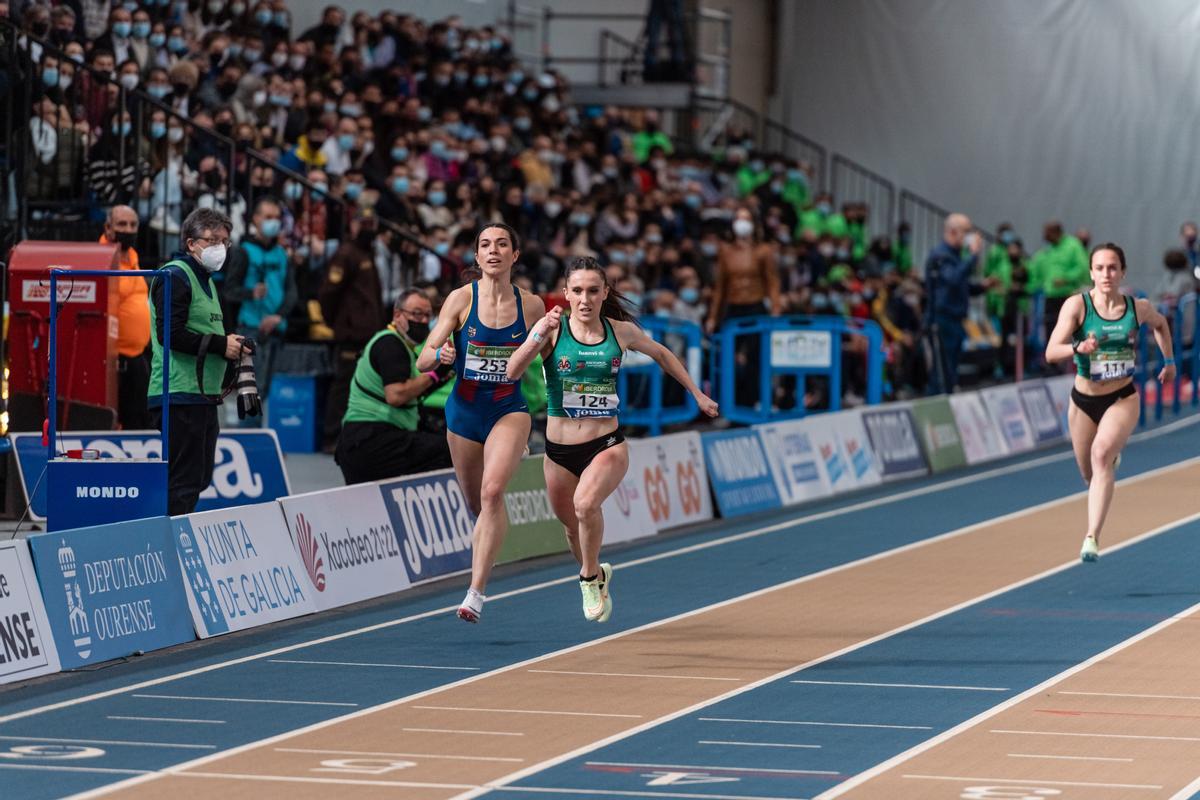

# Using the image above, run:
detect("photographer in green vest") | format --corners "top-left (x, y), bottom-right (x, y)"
top-left (148, 207), bottom-right (247, 516)
top-left (335, 289), bottom-right (454, 485)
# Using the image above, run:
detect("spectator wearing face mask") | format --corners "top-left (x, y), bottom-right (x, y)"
top-left (983, 222), bottom-right (1017, 323)
top-left (280, 121), bottom-right (330, 174)
top-left (86, 109), bottom-right (149, 204)
top-left (101, 204), bottom-right (152, 429)
top-left (93, 7), bottom-right (134, 65)
top-left (1156, 248), bottom-right (1196, 316)
top-left (167, 58), bottom-right (200, 117)
top-left (319, 210), bottom-right (388, 450)
top-left (632, 110), bottom-right (673, 163)
top-left (221, 197), bottom-right (296, 424)
top-left (418, 180), bottom-right (454, 230)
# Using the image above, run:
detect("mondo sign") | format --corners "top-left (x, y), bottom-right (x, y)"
top-left (279, 484), bottom-right (410, 612)
top-left (700, 429), bottom-right (782, 517)
top-left (628, 433), bottom-right (713, 532)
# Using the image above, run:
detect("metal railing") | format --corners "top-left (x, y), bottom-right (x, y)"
top-left (831, 155), bottom-right (895, 243)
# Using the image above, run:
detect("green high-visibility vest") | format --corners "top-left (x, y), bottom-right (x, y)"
top-left (344, 326), bottom-right (418, 429)
top-left (148, 260), bottom-right (226, 399)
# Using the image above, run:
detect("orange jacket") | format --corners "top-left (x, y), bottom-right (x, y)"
top-left (101, 235), bottom-right (150, 357)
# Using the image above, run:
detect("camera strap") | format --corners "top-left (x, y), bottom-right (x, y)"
top-left (195, 334), bottom-right (238, 402)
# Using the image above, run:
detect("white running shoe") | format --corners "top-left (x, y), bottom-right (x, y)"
top-left (580, 573), bottom-right (604, 621)
top-left (597, 563), bottom-right (613, 623)
top-left (1080, 535), bottom-right (1100, 563)
top-left (457, 589), bottom-right (484, 623)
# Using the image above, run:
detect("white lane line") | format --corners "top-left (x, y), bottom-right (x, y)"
top-left (59, 453), bottom-right (1200, 800)
top-left (1008, 753), bottom-right (1133, 763)
top-left (132, 694), bottom-right (356, 707)
top-left (902, 774), bottom-right (1162, 790)
top-left (790, 679), bottom-right (1008, 692)
top-left (699, 740), bottom-right (821, 749)
top-left (107, 716), bottom-right (226, 725)
top-left (1169, 768), bottom-right (1200, 798)
top-left (269, 659), bottom-right (480, 671)
top-left (587, 760), bottom-right (839, 776)
top-left (701, 717), bottom-right (932, 731)
top-left (177, 772), bottom-right (479, 789)
top-left (16, 421), bottom-right (1192, 730)
top-left (993, 729), bottom-right (1200, 743)
top-left (453, 506), bottom-right (1200, 800)
top-left (0, 735), bottom-right (213, 750)
top-left (493, 789), bottom-right (805, 800)
top-left (276, 747), bottom-right (523, 763)
top-left (1060, 690), bottom-right (1200, 701)
top-left (815, 591), bottom-right (1200, 799)
top-left (0, 765), bottom-right (153, 775)
top-left (413, 706), bottom-right (642, 719)
top-left (403, 727), bottom-right (524, 737)
top-left (528, 669), bottom-right (742, 682)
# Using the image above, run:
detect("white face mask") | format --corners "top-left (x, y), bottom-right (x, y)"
top-left (732, 219), bottom-right (754, 238)
top-left (199, 243), bottom-right (227, 271)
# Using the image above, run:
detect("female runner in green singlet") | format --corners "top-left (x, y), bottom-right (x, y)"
top-left (1045, 243), bottom-right (1175, 562)
top-left (507, 257), bottom-right (719, 622)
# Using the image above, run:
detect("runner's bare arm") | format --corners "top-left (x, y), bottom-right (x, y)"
top-left (507, 305), bottom-right (561, 381)
top-left (415, 287), bottom-right (469, 371)
top-left (1135, 297), bottom-right (1176, 383)
top-left (614, 319), bottom-right (719, 417)
top-left (1044, 294), bottom-right (1087, 363)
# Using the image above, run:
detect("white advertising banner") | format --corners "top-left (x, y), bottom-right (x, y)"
top-left (982, 385), bottom-right (1037, 453)
top-left (602, 469), bottom-right (658, 544)
top-left (949, 392), bottom-right (1009, 464)
top-left (627, 432), bottom-right (714, 532)
top-left (804, 413), bottom-right (862, 494)
top-left (826, 409), bottom-right (884, 488)
top-left (0, 540), bottom-right (60, 685)
top-left (174, 502), bottom-right (318, 638)
top-left (755, 419), bottom-right (833, 506)
top-left (279, 485), bottom-right (410, 612)
top-left (1044, 373), bottom-right (1076, 433)
top-left (1018, 380), bottom-right (1067, 445)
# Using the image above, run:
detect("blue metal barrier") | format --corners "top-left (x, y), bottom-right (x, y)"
top-left (616, 316), bottom-right (702, 436)
top-left (715, 314), bottom-right (884, 426)
top-left (1133, 293), bottom-right (1199, 424)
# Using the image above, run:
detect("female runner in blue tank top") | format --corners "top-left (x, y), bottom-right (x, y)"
top-left (417, 224), bottom-right (547, 622)
top-left (1045, 243), bottom-right (1174, 562)
top-left (506, 257), bottom-right (719, 622)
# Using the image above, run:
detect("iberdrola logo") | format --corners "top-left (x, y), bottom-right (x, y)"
top-left (295, 514), bottom-right (326, 592)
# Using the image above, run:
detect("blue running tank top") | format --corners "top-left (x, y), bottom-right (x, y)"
top-left (452, 281), bottom-right (528, 405)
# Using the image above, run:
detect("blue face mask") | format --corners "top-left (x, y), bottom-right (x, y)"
top-left (625, 292), bottom-right (643, 309)
top-left (513, 117), bottom-right (531, 131)
top-left (113, 121), bottom-right (132, 136)
top-left (684, 194), bottom-right (702, 209)
top-left (269, 93), bottom-right (290, 107)
top-left (148, 84), bottom-right (170, 99)
top-left (41, 68), bottom-right (58, 88)
top-left (430, 141), bottom-right (448, 159)
top-left (312, 182), bottom-right (328, 196)
top-left (132, 21), bottom-right (151, 38)
top-left (427, 190), bottom-right (446, 207)
top-left (344, 183), bottom-right (363, 201)
top-left (571, 213), bottom-right (591, 227)
top-left (149, 32), bottom-right (165, 48)
top-left (339, 104), bottom-right (361, 118)
top-left (609, 251), bottom-right (627, 265)
top-left (256, 10), bottom-right (272, 25)
top-left (391, 177), bottom-right (409, 194)
top-left (787, 169), bottom-right (803, 182)
top-left (1001, 230), bottom-right (1016, 245)
top-left (816, 202), bottom-right (832, 215)
top-left (227, 43), bottom-right (242, 58)
top-left (473, 74), bottom-right (489, 88)
top-left (522, 88), bottom-right (539, 102)
top-left (112, 21), bottom-right (132, 38)
top-left (284, 182), bottom-right (303, 201)
top-left (680, 287), bottom-right (700, 304)
top-left (273, 11), bottom-right (289, 27)
top-left (434, 241), bottom-right (451, 256)
top-left (169, 35), bottom-right (187, 53)
top-left (337, 133), bottom-right (356, 151)
top-left (417, 107), bottom-right (432, 121)
top-left (149, 121), bottom-right (167, 139)
top-left (243, 48), bottom-right (261, 62)
top-left (259, 218), bottom-right (281, 238)
top-left (391, 147), bottom-right (408, 162)
top-left (509, 70), bottom-right (525, 84)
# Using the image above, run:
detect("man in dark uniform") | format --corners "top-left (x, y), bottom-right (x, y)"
top-left (335, 289), bottom-right (455, 484)
top-left (319, 209), bottom-right (386, 451)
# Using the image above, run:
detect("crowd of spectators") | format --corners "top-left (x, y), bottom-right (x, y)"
top-left (3, 3), bottom-right (1197, 427)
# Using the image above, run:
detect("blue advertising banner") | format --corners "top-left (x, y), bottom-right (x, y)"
top-left (700, 429), bottom-right (782, 517)
top-left (378, 470), bottom-right (475, 585)
top-left (1018, 381), bottom-right (1065, 445)
top-left (28, 517), bottom-right (195, 669)
top-left (860, 407), bottom-right (929, 480)
top-left (12, 430), bottom-right (291, 521)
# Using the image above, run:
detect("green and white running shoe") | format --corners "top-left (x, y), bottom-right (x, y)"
top-left (597, 563), bottom-right (613, 623)
top-left (1080, 535), bottom-right (1100, 563)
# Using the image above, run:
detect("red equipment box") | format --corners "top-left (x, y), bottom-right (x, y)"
top-left (8, 241), bottom-right (121, 431)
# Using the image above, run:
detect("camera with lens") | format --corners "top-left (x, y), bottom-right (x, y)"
top-left (234, 337), bottom-right (262, 419)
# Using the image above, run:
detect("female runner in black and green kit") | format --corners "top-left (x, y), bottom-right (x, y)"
top-left (1045, 243), bottom-right (1174, 562)
top-left (507, 257), bottom-right (719, 621)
